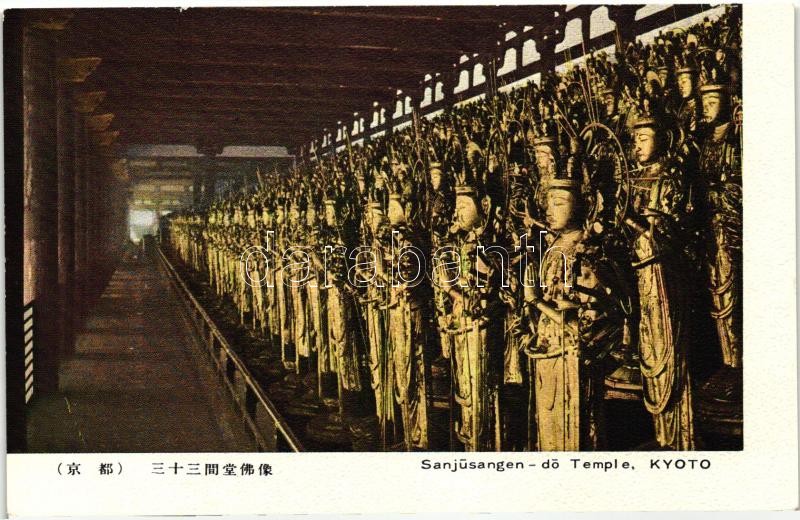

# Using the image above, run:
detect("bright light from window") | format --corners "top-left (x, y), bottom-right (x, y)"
top-left (130, 209), bottom-right (155, 227)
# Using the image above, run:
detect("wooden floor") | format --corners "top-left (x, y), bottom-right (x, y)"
top-left (26, 246), bottom-right (252, 452)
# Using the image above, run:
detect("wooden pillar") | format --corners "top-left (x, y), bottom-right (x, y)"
top-left (85, 141), bottom-right (102, 303)
top-left (55, 59), bottom-right (100, 356)
top-left (203, 169), bottom-right (217, 204)
top-left (23, 22), bottom-right (62, 393)
top-left (485, 56), bottom-right (498, 98)
top-left (56, 83), bottom-right (76, 356)
top-left (5, 9), bottom-right (27, 452)
top-left (72, 91), bottom-right (104, 322)
top-left (87, 133), bottom-right (119, 296)
top-left (192, 173), bottom-right (203, 205)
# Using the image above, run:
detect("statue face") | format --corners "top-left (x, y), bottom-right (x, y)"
top-left (289, 205), bottom-right (300, 224)
top-left (356, 176), bottom-right (366, 194)
top-left (430, 168), bottom-right (442, 191)
top-left (306, 205), bottom-right (317, 227)
top-left (455, 194), bottom-right (480, 232)
top-left (324, 202), bottom-right (337, 227)
top-left (677, 72), bottom-right (694, 99)
top-left (603, 93), bottom-right (616, 116)
top-left (702, 92), bottom-right (723, 123)
top-left (633, 126), bottom-right (659, 165)
top-left (657, 69), bottom-right (669, 87)
top-left (644, 79), bottom-right (658, 97)
top-left (388, 198), bottom-right (405, 226)
top-left (545, 188), bottom-right (577, 232)
top-left (276, 207), bottom-right (285, 225)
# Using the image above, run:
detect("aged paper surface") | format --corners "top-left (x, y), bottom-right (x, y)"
top-left (4, 1), bottom-right (797, 514)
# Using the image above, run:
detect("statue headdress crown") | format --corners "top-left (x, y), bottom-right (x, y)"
top-left (450, 133), bottom-right (479, 197)
top-left (674, 47), bottom-right (699, 76)
top-left (545, 136), bottom-right (583, 191)
top-left (698, 54), bottom-right (729, 94)
top-left (632, 84), bottom-right (666, 129)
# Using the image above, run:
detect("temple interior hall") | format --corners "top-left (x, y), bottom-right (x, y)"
top-left (6, 5), bottom-right (742, 453)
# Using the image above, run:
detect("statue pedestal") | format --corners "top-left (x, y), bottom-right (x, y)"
top-left (304, 411), bottom-right (354, 451)
top-left (604, 362), bottom-right (643, 401)
top-left (248, 350), bottom-right (285, 382)
top-left (268, 372), bottom-right (306, 404)
top-left (348, 415), bottom-right (380, 451)
top-left (284, 376), bottom-right (321, 418)
top-left (429, 355), bottom-right (451, 401)
top-left (697, 366), bottom-right (743, 447)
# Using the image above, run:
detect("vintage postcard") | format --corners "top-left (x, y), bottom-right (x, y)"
top-left (3, 1), bottom-right (797, 515)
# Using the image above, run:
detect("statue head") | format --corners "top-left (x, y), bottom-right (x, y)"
top-left (454, 188), bottom-right (482, 232)
top-left (657, 66), bottom-right (670, 89)
top-left (632, 123), bottom-right (661, 165)
top-left (643, 70), bottom-right (662, 97)
top-left (288, 202), bottom-right (300, 225)
top-left (390, 157), bottom-right (401, 176)
top-left (700, 86), bottom-right (728, 124)
top-left (545, 187), bottom-right (581, 232)
top-left (305, 201), bottom-right (318, 227)
top-left (600, 88), bottom-right (616, 117)
top-left (429, 164), bottom-right (443, 191)
top-left (373, 171), bottom-right (385, 191)
top-left (676, 69), bottom-right (696, 99)
top-left (387, 194), bottom-right (406, 226)
top-left (324, 199), bottom-right (337, 227)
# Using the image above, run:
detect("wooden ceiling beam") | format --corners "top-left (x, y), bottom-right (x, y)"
top-left (102, 90), bottom-right (397, 108)
top-left (119, 132), bottom-right (311, 148)
top-left (119, 109), bottom-right (389, 128)
top-left (250, 5), bottom-right (560, 24)
top-left (97, 56), bottom-right (438, 77)
top-left (72, 35), bottom-right (474, 58)
top-left (115, 110), bottom-right (356, 125)
top-left (90, 62), bottom-right (427, 89)
top-left (85, 78), bottom-right (407, 94)
top-left (83, 8), bottom-right (499, 57)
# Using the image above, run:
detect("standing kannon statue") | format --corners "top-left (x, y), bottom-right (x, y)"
top-left (427, 152), bottom-right (455, 362)
top-left (673, 49), bottom-right (701, 137)
top-left (303, 194), bottom-right (335, 403)
top-left (245, 197), bottom-right (268, 335)
top-left (527, 168), bottom-right (586, 451)
top-left (322, 187), bottom-right (369, 412)
top-left (698, 68), bottom-right (742, 370)
top-left (275, 197), bottom-right (297, 369)
top-left (623, 91), bottom-right (695, 450)
top-left (443, 144), bottom-right (504, 451)
top-left (357, 199), bottom-right (396, 447)
top-left (288, 197), bottom-right (312, 372)
top-left (493, 104), bottom-right (536, 451)
top-left (523, 123), bottom-right (626, 451)
top-left (386, 184), bottom-right (434, 450)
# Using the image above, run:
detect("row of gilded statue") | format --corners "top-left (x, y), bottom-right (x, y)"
top-left (166, 8), bottom-right (742, 451)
